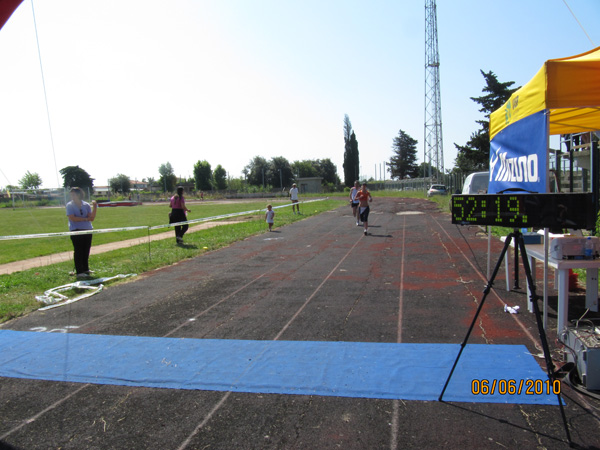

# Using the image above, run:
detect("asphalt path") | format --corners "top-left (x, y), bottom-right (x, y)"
top-left (1, 197), bottom-right (599, 449)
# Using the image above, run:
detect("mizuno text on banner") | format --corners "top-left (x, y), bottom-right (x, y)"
top-left (488, 110), bottom-right (548, 194)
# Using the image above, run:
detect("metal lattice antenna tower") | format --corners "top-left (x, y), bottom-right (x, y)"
top-left (424, 0), bottom-right (444, 182)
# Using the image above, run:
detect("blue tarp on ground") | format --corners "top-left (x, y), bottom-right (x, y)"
top-left (0, 330), bottom-right (559, 405)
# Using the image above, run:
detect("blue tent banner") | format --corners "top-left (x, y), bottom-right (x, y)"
top-left (489, 110), bottom-right (548, 194)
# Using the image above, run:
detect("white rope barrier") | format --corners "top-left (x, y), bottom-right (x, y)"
top-left (0, 226), bottom-right (148, 241)
top-left (0, 199), bottom-right (328, 241)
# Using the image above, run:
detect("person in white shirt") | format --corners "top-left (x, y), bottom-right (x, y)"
top-left (289, 183), bottom-right (300, 214)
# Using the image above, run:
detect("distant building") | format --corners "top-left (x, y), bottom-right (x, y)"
top-left (96, 180), bottom-right (147, 196)
top-left (296, 177), bottom-right (322, 194)
top-left (130, 180), bottom-right (148, 191)
top-left (94, 186), bottom-right (110, 196)
top-left (177, 181), bottom-right (195, 193)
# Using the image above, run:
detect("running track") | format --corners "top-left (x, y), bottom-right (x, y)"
top-left (1, 197), bottom-right (599, 449)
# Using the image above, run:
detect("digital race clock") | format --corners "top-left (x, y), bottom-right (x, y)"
top-left (451, 193), bottom-right (595, 229)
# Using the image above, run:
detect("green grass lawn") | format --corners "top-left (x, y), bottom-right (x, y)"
top-left (0, 199), bottom-right (294, 265)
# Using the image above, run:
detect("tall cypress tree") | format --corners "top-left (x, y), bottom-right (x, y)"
top-left (343, 115), bottom-right (359, 186)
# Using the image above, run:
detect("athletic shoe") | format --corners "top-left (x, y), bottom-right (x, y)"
top-left (364, 229), bottom-right (367, 236)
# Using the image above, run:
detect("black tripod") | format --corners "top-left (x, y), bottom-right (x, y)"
top-left (438, 229), bottom-right (572, 446)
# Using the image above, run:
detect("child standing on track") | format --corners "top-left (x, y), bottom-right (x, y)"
top-left (265, 204), bottom-right (275, 232)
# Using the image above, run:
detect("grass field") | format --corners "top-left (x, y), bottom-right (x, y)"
top-left (0, 199), bottom-right (299, 264)
top-left (0, 196), bottom-right (352, 322)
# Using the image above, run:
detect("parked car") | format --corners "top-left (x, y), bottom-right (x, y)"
top-left (461, 172), bottom-right (489, 194)
top-left (427, 184), bottom-right (447, 197)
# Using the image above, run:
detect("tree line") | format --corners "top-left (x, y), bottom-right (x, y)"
top-left (12, 156), bottom-right (341, 196)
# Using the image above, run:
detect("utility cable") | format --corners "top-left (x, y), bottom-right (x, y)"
top-left (0, 167), bottom-right (12, 186)
top-left (30, 0), bottom-right (61, 188)
top-left (562, 0), bottom-right (595, 47)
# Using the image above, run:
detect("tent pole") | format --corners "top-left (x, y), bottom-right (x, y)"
top-left (545, 113), bottom-right (550, 194)
top-left (592, 134), bottom-right (599, 236)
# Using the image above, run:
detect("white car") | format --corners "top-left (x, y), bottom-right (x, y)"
top-left (427, 184), bottom-right (447, 197)
top-left (461, 172), bottom-right (489, 194)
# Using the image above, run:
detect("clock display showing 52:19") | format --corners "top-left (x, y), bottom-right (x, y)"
top-left (450, 193), bottom-right (594, 230)
top-left (451, 195), bottom-right (528, 227)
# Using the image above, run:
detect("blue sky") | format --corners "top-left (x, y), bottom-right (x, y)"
top-left (0, 0), bottom-right (598, 189)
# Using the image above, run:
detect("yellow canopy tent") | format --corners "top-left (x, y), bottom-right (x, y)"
top-left (488, 46), bottom-right (600, 194)
top-left (491, 46), bottom-right (600, 140)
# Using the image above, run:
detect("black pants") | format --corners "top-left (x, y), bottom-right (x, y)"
top-left (70, 233), bottom-right (93, 274)
top-left (170, 209), bottom-right (188, 239)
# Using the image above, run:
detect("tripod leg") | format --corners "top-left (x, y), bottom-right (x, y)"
top-left (514, 238), bottom-right (520, 289)
top-left (439, 233), bottom-right (515, 401)
top-left (517, 237), bottom-right (572, 445)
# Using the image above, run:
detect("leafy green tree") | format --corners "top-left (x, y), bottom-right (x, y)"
top-left (454, 70), bottom-right (518, 172)
top-left (244, 156), bottom-right (270, 187)
top-left (389, 130), bottom-right (419, 179)
top-left (213, 165), bottom-right (228, 190)
top-left (146, 177), bottom-right (156, 192)
top-left (291, 160), bottom-right (318, 178)
top-left (268, 156), bottom-right (294, 189)
top-left (60, 166), bottom-right (94, 192)
top-left (418, 162), bottom-right (442, 179)
top-left (109, 174), bottom-right (131, 194)
top-left (194, 160), bottom-right (213, 191)
top-left (292, 159), bottom-right (340, 185)
top-left (342, 115), bottom-right (359, 186)
top-left (19, 171), bottom-right (42, 189)
top-left (158, 162), bottom-right (177, 192)
top-left (227, 177), bottom-right (245, 191)
top-left (315, 158), bottom-right (339, 185)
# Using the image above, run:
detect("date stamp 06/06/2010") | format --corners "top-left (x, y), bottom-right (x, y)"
top-left (471, 379), bottom-right (561, 396)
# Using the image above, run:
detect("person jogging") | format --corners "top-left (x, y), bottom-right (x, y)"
top-left (356, 183), bottom-right (372, 236)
